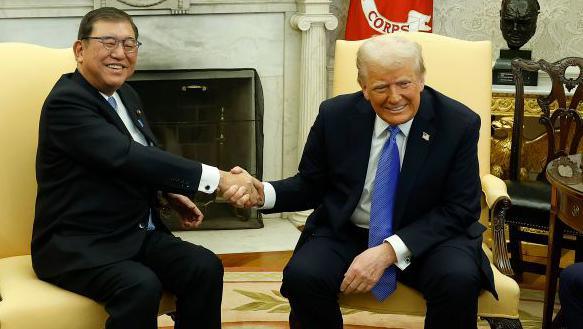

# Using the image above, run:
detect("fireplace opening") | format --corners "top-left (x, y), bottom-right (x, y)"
top-left (128, 69), bottom-right (264, 230)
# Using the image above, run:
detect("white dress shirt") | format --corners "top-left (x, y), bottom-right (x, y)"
top-left (261, 114), bottom-right (414, 270)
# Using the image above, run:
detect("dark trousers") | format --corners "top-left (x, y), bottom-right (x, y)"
top-left (48, 230), bottom-right (223, 329)
top-left (282, 229), bottom-right (484, 329)
top-left (560, 263), bottom-right (583, 329)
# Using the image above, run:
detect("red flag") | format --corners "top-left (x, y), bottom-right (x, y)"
top-left (345, 0), bottom-right (433, 40)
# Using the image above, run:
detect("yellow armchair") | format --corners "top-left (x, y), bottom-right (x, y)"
top-left (0, 43), bottom-right (175, 329)
top-left (332, 33), bottom-right (522, 328)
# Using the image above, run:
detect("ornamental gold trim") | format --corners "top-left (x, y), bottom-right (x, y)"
top-left (492, 93), bottom-right (583, 117)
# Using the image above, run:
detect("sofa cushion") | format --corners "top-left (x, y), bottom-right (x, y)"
top-left (0, 255), bottom-right (176, 329)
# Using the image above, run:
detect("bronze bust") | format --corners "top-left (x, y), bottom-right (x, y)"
top-left (500, 0), bottom-right (540, 50)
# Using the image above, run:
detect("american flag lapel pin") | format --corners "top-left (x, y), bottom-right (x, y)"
top-left (136, 108), bottom-right (145, 128)
top-left (422, 132), bottom-right (430, 141)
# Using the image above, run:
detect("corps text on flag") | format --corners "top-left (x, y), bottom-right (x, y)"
top-left (345, 0), bottom-right (433, 40)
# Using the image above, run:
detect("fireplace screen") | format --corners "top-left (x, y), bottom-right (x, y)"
top-left (128, 69), bottom-right (264, 230)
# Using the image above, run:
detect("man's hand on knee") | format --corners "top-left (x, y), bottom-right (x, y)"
top-left (340, 244), bottom-right (396, 294)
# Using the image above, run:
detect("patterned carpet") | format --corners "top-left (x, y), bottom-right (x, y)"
top-left (160, 271), bottom-right (554, 328)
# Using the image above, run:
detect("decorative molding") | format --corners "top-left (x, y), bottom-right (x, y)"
top-left (491, 197), bottom-right (514, 277)
top-left (295, 0), bottom-right (334, 15)
top-left (116, 0), bottom-right (169, 6)
top-left (0, 1), bottom-right (298, 18)
top-left (0, 1), bottom-right (94, 18)
top-left (96, 0), bottom-right (191, 14)
top-left (290, 13), bottom-right (338, 31)
top-left (492, 93), bottom-right (583, 117)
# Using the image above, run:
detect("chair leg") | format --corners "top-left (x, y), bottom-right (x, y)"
top-left (482, 316), bottom-right (523, 329)
top-left (508, 226), bottom-right (524, 282)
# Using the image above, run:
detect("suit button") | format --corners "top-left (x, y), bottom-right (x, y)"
top-left (138, 223), bottom-right (145, 229)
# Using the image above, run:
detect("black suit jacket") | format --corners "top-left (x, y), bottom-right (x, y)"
top-left (32, 71), bottom-right (202, 279)
top-left (266, 87), bottom-right (496, 295)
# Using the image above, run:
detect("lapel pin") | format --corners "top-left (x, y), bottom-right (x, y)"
top-left (137, 118), bottom-right (145, 128)
top-left (422, 132), bottom-right (430, 141)
top-left (136, 109), bottom-right (142, 116)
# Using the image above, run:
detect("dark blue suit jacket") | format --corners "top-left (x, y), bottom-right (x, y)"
top-left (32, 71), bottom-right (202, 278)
top-left (266, 87), bottom-right (496, 296)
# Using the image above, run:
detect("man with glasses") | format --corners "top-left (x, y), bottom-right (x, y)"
top-left (31, 7), bottom-right (257, 329)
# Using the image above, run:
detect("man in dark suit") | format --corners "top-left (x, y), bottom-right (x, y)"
top-left (560, 263), bottom-right (583, 328)
top-left (238, 35), bottom-right (496, 329)
top-left (32, 7), bottom-right (258, 329)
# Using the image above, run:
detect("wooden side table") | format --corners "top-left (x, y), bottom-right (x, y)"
top-left (543, 154), bottom-right (583, 329)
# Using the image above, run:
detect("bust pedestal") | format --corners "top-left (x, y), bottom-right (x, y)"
top-left (493, 49), bottom-right (538, 86)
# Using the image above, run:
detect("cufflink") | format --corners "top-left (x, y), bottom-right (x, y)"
top-left (405, 256), bottom-right (411, 263)
top-left (205, 185), bottom-right (211, 191)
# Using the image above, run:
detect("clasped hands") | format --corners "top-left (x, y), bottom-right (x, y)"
top-left (165, 166), bottom-right (263, 230)
top-left (218, 166), bottom-right (264, 208)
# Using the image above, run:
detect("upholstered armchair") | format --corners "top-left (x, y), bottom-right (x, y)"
top-left (0, 43), bottom-right (175, 329)
top-left (331, 33), bottom-right (522, 328)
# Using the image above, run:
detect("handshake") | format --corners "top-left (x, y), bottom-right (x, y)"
top-left (218, 166), bottom-right (264, 208)
top-left (165, 166), bottom-right (264, 230)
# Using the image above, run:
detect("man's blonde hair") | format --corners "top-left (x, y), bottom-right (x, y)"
top-left (356, 35), bottom-right (426, 83)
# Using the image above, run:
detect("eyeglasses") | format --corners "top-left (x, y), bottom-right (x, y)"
top-left (82, 36), bottom-right (142, 54)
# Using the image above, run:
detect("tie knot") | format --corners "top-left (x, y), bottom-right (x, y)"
top-left (388, 125), bottom-right (400, 138)
top-left (107, 96), bottom-right (117, 110)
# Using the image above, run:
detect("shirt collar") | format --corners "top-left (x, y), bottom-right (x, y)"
top-left (373, 115), bottom-right (414, 139)
top-left (99, 91), bottom-right (118, 101)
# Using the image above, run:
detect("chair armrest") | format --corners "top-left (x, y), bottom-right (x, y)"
top-left (481, 174), bottom-right (514, 277)
top-left (481, 174), bottom-right (509, 208)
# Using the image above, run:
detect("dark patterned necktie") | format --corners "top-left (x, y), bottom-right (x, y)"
top-left (369, 125), bottom-right (400, 301)
top-left (107, 96), bottom-right (117, 111)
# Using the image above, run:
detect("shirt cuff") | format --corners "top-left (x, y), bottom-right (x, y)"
top-left (198, 164), bottom-right (220, 194)
top-left (385, 234), bottom-right (412, 270)
top-left (259, 182), bottom-right (276, 209)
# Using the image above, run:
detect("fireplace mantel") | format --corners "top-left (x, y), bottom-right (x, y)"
top-left (0, 0), bottom-right (298, 18)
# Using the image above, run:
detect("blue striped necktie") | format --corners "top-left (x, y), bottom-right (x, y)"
top-left (107, 96), bottom-right (117, 111)
top-left (369, 125), bottom-right (400, 301)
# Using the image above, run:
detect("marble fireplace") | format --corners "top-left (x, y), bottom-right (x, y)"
top-left (128, 69), bottom-right (264, 229)
top-left (0, 0), bottom-right (338, 225)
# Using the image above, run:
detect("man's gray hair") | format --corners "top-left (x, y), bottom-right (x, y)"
top-left (356, 35), bottom-right (426, 83)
